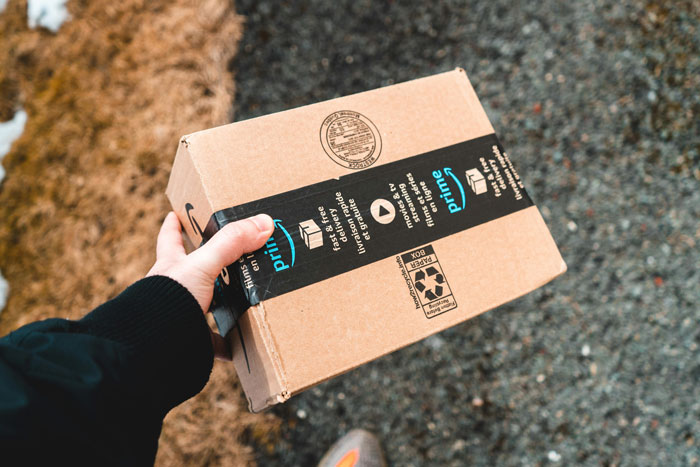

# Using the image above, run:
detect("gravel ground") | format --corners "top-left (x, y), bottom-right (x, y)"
top-left (232, 1), bottom-right (700, 465)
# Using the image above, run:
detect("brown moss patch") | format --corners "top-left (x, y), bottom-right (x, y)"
top-left (0, 0), bottom-right (279, 464)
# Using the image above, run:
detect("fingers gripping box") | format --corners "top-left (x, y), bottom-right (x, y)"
top-left (166, 69), bottom-right (566, 412)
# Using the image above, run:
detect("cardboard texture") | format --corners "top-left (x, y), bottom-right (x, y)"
top-left (166, 69), bottom-right (566, 412)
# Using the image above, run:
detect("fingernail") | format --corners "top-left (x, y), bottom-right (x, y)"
top-left (250, 214), bottom-right (273, 232)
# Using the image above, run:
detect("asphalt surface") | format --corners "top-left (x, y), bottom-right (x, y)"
top-left (231, 1), bottom-right (700, 465)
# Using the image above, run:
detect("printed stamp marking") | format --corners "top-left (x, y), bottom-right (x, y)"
top-left (320, 110), bottom-right (382, 169)
top-left (400, 245), bottom-right (457, 318)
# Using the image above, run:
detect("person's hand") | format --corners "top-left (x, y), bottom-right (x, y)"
top-left (147, 211), bottom-right (274, 358)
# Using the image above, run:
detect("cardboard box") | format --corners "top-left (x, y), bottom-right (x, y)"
top-left (166, 68), bottom-right (566, 412)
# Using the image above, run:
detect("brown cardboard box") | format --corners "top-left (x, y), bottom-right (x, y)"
top-left (166, 68), bottom-right (566, 412)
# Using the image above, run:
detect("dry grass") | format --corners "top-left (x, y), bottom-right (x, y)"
top-left (0, 0), bottom-right (279, 464)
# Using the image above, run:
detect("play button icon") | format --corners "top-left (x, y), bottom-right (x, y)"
top-left (370, 198), bottom-right (396, 224)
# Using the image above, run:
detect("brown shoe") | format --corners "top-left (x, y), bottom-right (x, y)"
top-left (317, 429), bottom-right (386, 467)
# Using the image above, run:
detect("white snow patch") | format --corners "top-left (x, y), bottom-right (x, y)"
top-left (28, 0), bottom-right (69, 32)
top-left (0, 271), bottom-right (8, 315)
top-left (0, 109), bottom-right (27, 183)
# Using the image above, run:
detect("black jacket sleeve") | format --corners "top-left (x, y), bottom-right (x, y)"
top-left (0, 275), bottom-right (214, 466)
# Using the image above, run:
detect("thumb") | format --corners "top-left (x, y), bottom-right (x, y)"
top-left (188, 214), bottom-right (274, 279)
top-left (156, 211), bottom-right (187, 262)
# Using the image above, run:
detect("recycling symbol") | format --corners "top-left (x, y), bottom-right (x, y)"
top-left (413, 266), bottom-right (445, 302)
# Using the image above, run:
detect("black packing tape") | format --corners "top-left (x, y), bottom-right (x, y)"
top-left (204, 133), bottom-right (533, 335)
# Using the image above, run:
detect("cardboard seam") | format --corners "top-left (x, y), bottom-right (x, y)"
top-left (251, 301), bottom-right (290, 402)
top-left (166, 140), bottom-right (214, 246)
top-left (182, 135), bottom-right (216, 216)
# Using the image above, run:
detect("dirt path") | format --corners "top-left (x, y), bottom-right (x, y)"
top-left (0, 1), bottom-right (278, 464)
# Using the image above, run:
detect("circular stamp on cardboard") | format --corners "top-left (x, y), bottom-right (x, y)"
top-left (320, 111), bottom-right (382, 169)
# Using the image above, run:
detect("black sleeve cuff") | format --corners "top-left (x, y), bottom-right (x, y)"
top-left (79, 275), bottom-right (214, 414)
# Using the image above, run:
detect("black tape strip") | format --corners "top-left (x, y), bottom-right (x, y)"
top-left (204, 133), bottom-right (533, 333)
